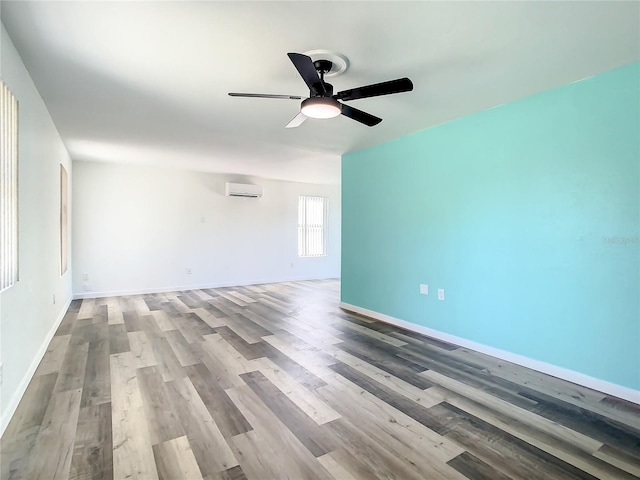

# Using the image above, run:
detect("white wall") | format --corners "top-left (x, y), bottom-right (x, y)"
top-left (72, 161), bottom-right (341, 297)
top-left (0, 24), bottom-right (73, 434)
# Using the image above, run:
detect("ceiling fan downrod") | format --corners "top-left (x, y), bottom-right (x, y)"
top-left (312, 59), bottom-right (334, 97)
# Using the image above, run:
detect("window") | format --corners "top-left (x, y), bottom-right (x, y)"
top-left (298, 196), bottom-right (328, 257)
top-left (1, 81), bottom-right (18, 292)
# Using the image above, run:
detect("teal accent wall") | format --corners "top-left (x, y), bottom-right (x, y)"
top-left (341, 62), bottom-right (640, 390)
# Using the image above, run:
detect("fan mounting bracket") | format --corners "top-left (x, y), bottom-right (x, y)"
top-left (313, 59), bottom-right (333, 75)
top-left (303, 50), bottom-right (349, 78)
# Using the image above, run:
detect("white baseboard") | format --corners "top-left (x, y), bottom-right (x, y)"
top-left (1, 297), bottom-right (73, 436)
top-left (340, 302), bottom-right (640, 405)
top-left (73, 275), bottom-right (339, 299)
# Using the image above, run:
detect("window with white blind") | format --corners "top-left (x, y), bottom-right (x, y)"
top-left (298, 196), bottom-right (328, 257)
top-left (1, 81), bottom-right (19, 292)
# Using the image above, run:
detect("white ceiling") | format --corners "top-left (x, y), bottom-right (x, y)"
top-left (2, 1), bottom-right (639, 185)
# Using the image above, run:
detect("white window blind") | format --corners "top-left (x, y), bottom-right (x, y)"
top-left (1, 81), bottom-right (19, 292)
top-left (298, 195), bottom-right (328, 257)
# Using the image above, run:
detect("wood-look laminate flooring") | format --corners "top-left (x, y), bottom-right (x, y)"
top-left (2, 279), bottom-right (639, 480)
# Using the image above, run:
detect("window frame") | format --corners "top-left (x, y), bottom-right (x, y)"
top-left (1, 80), bottom-right (19, 292)
top-left (298, 195), bottom-right (328, 258)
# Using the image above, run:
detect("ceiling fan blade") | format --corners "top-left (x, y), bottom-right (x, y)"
top-left (285, 112), bottom-right (307, 129)
top-left (341, 104), bottom-right (382, 127)
top-left (287, 53), bottom-right (326, 95)
top-left (335, 77), bottom-right (413, 101)
top-left (229, 93), bottom-right (303, 100)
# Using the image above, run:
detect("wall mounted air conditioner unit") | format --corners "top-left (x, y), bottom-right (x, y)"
top-left (225, 182), bottom-right (263, 198)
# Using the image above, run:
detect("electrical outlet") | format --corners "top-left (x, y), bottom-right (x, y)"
top-left (419, 284), bottom-right (428, 295)
top-left (186, 268), bottom-right (192, 275)
top-left (53, 294), bottom-right (56, 305)
top-left (82, 273), bottom-right (89, 281)
top-left (83, 284), bottom-right (93, 292)
top-left (438, 289), bottom-right (445, 301)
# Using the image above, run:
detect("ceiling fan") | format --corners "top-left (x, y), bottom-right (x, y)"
top-left (229, 53), bottom-right (413, 128)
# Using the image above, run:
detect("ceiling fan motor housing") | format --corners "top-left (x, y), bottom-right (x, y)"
top-left (312, 82), bottom-right (333, 97)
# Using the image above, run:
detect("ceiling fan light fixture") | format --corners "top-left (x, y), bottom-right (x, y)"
top-left (301, 97), bottom-right (341, 119)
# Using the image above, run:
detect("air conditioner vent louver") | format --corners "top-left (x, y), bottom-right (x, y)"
top-left (225, 182), bottom-right (263, 198)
